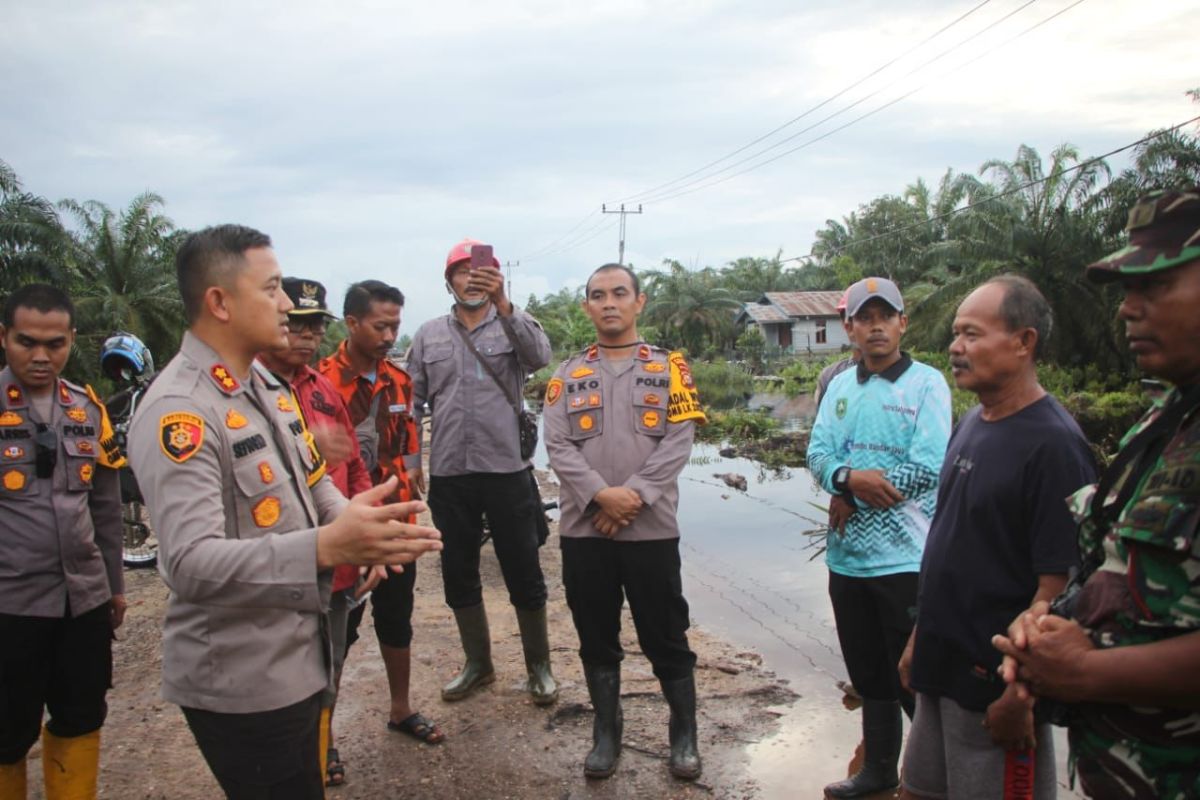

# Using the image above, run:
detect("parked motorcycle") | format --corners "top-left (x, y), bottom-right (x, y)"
top-left (100, 333), bottom-right (157, 568)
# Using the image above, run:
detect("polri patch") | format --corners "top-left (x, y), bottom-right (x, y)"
top-left (160, 412), bottom-right (205, 463)
top-left (66, 407), bottom-right (88, 423)
top-left (643, 410), bottom-right (660, 427)
top-left (545, 378), bottom-right (564, 406)
top-left (76, 440), bottom-right (94, 454)
top-left (79, 463), bottom-right (94, 483)
top-left (588, 393), bottom-right (601, 407)
top-left (570, 367), bottom-right (595, 379)
top-left (3, 445), bottom-right (25, 459)
top-left (579, 413), bottom-right (595, 431)
top-left (226, 409), bottom-right (248, 429)
top-left (643, 362), bottom-right (665, 373)
top-left (258, 461), bottom-right (275, 484)
top-left (643, 393), bottom-right (661, 406)
top-left (0, 411), bottom-right (22, 426)
top-left (277, 394), bottom-right (294, 413)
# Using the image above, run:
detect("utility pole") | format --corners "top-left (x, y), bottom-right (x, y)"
top-left (504, 260), bottom-right (519, 297)
top-left (601, 203), bottom-right (643, 265)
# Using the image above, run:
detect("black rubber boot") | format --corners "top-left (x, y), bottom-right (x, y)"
top-left (582, 664), bottom-right (622, 779)
top-left (824, 698), bottom-right (901, 798)
top-left (515, 606), bottom-right (559, 706)
top-left (442, 603), bottom-right (496, 701)
top-left (660, 674), bottom-right (702, 781)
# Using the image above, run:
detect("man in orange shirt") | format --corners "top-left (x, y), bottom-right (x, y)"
top-left (319, 280), bottom-right (443, 744)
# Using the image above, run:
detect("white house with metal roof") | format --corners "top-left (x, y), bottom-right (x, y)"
top-left (735, 291), bottom-right (849, 353)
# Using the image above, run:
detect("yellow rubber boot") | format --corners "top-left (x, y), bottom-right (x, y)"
top-left (41, 728), bottom-right (99, 800)
top-left (318, 706), bottom-right (331, 793)
top-left (0, 758), bottom-right (27, 800)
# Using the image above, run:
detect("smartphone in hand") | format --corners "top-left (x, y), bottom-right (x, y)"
top-left (469, 244), bottom-right (494, 271)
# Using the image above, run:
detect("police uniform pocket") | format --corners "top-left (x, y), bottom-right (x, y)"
top-left (633, 391), bottom-right (667, 438)
top-left (62, 439), bottom-right (98, 492)
top-left (567, 405), bottom-right (603, 441)
top-left (233, 455), bottom-right (288, 534)
top-left (0, 462), bottom-right (36, 496)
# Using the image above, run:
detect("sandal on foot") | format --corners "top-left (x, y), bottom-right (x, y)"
top-left (325, 747), bottom-right (346, 787)
top-left (388, 713), bottom-right (445, 744)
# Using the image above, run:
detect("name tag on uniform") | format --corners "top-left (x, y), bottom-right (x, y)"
top-left (389, 403), bottom-right (408, 414)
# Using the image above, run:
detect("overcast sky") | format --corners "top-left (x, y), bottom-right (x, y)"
top-left (2, 0), bottom-right (1196, 330)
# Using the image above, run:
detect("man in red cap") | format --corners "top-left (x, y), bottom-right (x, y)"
top-left (406, 238), bottom-right (558, 706)
top-left (814, 286), bottom-right (861, 409)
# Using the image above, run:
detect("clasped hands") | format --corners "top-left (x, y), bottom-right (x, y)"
top-left (591, 486), bottom-right (644, 538)
top-left (828, 469), bottom-right (904, 534)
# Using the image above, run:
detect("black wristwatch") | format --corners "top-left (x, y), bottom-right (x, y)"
top-left (832, 466), bottom-right (853, 494)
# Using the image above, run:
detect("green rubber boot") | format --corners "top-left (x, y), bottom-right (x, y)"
top-left (583, 664), bottom-right (622, 779)
top-left (442, 603), bottom-right (496, 701)
top-left (515, 606), bottom-right (559, 706)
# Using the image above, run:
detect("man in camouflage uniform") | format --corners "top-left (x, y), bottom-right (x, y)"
top-left (995, 188), bottom-right (1200, 798)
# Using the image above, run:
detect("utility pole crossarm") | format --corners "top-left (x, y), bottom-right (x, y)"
top-left (601, 203), bottom-right (644, 265)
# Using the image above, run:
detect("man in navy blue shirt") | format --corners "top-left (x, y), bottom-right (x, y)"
top-left (900, 275), bottom-right (1096, 799)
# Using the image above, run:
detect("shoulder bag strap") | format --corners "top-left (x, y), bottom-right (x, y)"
top-left (452, 322), bottom-right (522, 417)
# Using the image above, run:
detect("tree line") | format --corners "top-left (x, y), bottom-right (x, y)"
top-left (3, 92), bottom-right (1197, 388)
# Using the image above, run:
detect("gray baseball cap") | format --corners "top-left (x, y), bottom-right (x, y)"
top-left (845, 276), bottom-right (904, 317)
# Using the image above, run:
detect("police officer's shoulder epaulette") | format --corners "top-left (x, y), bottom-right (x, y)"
top-left (251, 360), bottom-right (282, 388)
top-left (58, 377), bottom-right (88, 399)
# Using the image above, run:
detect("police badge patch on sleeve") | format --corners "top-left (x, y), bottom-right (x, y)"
top-left (159, 412), bottom-right (205, 463)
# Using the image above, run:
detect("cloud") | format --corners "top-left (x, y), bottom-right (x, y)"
top-left (2, 0), bottom-right (1196, 330)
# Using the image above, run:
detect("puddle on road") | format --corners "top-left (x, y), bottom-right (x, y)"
top-left (534, 425), bottom-right (1080, 799)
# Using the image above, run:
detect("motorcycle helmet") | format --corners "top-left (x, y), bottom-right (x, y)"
top-left (101, 332), bottom-right (154, 382)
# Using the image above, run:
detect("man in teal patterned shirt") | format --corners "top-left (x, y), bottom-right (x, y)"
top-left (807, 276), bottom-right (952, 798)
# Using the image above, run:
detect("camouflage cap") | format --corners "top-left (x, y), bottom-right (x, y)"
top-left (1086, 188), bottom-right (1200, 283)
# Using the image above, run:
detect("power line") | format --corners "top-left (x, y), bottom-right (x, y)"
top-left (613, 0), bottom-right (999, 205)
top-left (636, 0), bottom-right (1048, 205)
top-left (518, 208), bottom-right (603, 261)
top-left (601, 203), bottom-right (643, 265)
top-left (642, 0), bottom-right (1085, 206)
top-left (522, 216), bottom-right (619, 264)
top-left (777, 114), bottom-right (1200, 265)
top-left (524, 0), bottom-right (1003, 265)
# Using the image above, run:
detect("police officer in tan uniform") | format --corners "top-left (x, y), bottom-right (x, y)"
top-left (0, 284), bottom-right (125, 800)
top-left (128, 225), bottom-right (442, 800)
top-left (544, 263), bottom-right (706, 782)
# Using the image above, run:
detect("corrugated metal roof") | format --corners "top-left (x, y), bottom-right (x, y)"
top-left (741, 303), bottom-right (791, 324)
top-left (765, 291), bottom-right (841, 318)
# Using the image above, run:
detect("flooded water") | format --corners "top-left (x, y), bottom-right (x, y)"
top-left (534, 392), bottom-right (1079, 799)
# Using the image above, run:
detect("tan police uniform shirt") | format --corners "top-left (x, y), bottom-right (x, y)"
top-left (0, 367), bottom-right (124, 618)
top-left (407, 304), bottom-right (551, 476)
top-left (128, 332), bottom-right (347, 713)
top-left (544, 344), bottom-right (705, 542)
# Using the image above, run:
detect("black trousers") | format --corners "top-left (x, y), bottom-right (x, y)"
top-left (182, 692), bottom-right (323, 800)
top-left (561, 536), bottom-right (696, 682)
top-left (429, 471), bottom-right (548, 611)
top-left (0, 602), bottom-right (112, 764)
top-left (828, 570), bottom-right (918, 716)
top-left (343, 557), bottom-right (417, 650)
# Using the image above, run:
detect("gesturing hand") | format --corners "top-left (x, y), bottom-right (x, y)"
top-left (310, 422), bottom-right (354, 468)
top-left (317, 476), bottom-right (442, 569)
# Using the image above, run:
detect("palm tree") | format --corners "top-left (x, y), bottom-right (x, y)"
top-left (641, 260), bottom-right (741, 355)
top-left (0, 159), bottom-right (72, 295)
top-left (58, 193), bottom-right (185, 381)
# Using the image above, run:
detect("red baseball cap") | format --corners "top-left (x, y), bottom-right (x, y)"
top-left (445, 238), bottom-right (500, 280)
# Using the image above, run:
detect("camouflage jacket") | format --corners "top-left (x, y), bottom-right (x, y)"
top-left (1065, 385), bottom-right (1200, 799)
